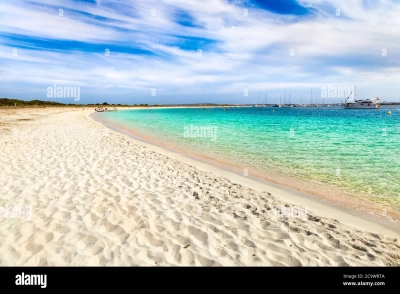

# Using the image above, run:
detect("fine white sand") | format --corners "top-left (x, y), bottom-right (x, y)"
top-left (0, 107), bottom-right (399, 266)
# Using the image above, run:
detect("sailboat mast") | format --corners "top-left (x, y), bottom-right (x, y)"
top-left (346, 85), bottom-right (355, 103)
top-left (355, 86), bottom-right (356, 101)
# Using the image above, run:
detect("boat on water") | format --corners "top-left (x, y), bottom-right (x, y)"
top-left (343, 86), bottom-right (380, 109)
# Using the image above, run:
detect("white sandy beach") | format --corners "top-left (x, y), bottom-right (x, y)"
top-left (0, 107), bottom-right (399, 266)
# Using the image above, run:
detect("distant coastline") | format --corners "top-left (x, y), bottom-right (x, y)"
top-left (2, 98), bottom-right (400, 108)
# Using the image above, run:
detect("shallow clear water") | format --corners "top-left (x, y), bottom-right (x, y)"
top-left (101, 106), bottom-right (400, 211)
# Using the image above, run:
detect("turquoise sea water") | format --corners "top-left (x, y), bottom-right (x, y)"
top-left (101, 106), bottom-right (400, 211)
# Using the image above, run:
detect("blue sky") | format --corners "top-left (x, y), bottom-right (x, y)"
top-left (1, 0), bottom-right (400, 104)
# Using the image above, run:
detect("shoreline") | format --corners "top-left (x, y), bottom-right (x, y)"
top-left (90, 110), bottom-right (400, 238)
top-left (90, 107), bottom-right (400, 222)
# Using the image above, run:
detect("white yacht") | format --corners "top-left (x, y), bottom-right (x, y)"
top-left (344, 86), bottom-right (380, 109)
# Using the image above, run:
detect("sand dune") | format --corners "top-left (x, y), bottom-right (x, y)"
top-left (0, 108), bottom-right (399, 266)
